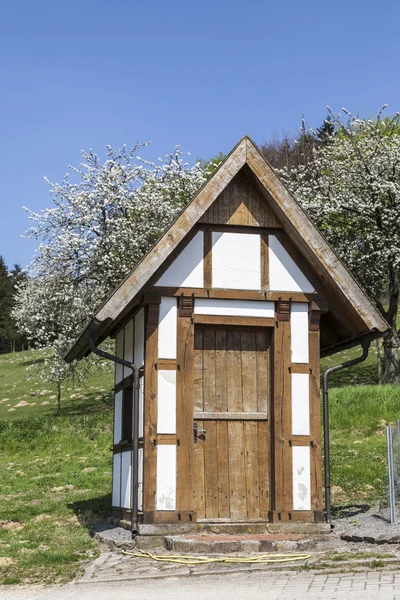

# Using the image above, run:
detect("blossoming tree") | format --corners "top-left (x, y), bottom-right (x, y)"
top-left (13, 143), bottom-right (218, 408)
top-left (281, 106), bottom-right (400, 383)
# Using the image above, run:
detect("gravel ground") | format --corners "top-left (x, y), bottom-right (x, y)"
top-left (333, 505), bottom-right (400, 542)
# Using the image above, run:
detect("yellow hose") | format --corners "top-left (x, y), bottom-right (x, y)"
top-left (122, 548), bottom-right (311, 565)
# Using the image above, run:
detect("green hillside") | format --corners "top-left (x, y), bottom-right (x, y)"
top-left (0, 343), bottom-right (399, 584)
top-left (0, 350), bottom-right (113, 421)
top-left (0, 351), bottom-right (114, 584)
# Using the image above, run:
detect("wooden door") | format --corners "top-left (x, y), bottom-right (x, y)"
top-left (192, 325), bottom-right (271, 521)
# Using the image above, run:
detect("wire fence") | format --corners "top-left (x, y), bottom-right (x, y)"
top-left (386, 420), bottom-right (400, 524)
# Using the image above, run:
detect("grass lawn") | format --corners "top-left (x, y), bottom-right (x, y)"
top-left (0, 342), bottom-right (399, 584)
top-left (0, 351), bottom-right (114, 585)
top-left (0, 350), bottom-right (113, 421)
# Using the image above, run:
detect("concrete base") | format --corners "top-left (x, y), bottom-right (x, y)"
top-left (135, 521), bottom-right (330, 537)
top-left (96, 521), bottom-right (332, 554)
top-left (164, 533), bottom-right (332, 554)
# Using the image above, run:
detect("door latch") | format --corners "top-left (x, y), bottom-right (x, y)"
top-left (193, 422), bottom-right (206, 443)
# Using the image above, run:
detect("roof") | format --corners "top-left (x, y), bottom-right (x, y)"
top-left (65, 136), bottom-right (389, 363)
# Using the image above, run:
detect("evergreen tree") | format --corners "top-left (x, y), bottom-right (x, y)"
top-left (0, 257), bottom-right (14, 352)
top-left (316, 115), bottom-right (336, 144)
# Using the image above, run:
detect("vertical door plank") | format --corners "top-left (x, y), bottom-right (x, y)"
top-left (192, 418), bottom-right (205, 518)
top-left (244, 421), bottom-right (260, 517)
top-left (204, 420), bottom-right (219, 518)
top-left (256, 330), bottom-right (270, 414)
top-left (258, 420), bottom-right (270, 517)
top-left (216, 420), bottom-right (230, 518)
top-left (226, 329), bottom-right (242, 411)
top-left (203, 328), bottom-right (216, 412)
top-left (215, 329), bottom-right (227, 412)
top-left (241, 329), bottom-right (257, 412)
top-left (228, 421), bottom-right (247, 518)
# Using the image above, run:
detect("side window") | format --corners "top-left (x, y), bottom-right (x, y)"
top-left (121, 388), bottom-right (133, 442)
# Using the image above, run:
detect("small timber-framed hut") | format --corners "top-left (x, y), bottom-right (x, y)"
top-left (66, 136), bottom-right (388, 532)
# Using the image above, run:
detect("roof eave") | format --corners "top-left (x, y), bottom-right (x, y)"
top-left (64, 317), bottom-right (113, 363)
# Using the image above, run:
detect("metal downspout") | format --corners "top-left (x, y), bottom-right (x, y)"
top-left (89, 338), bottom-right (140, 537)
top-left (322, 341), bottom-right (371, 527)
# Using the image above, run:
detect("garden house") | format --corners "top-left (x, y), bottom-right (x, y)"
top-left (66, 137), bottom-right (388, 531)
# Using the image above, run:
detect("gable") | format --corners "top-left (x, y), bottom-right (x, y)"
top-left (199, 170), bottom-right (281, 228)
top-left (65, 136), bottom-right (388, 363)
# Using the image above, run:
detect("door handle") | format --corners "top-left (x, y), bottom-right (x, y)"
top-left (193, 422), bottom-right (206, 443)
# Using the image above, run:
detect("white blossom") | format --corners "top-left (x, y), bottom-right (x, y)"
top-left (279, 106), bottom-right (400, 382)
top-left (13, 143), bottom-right (218, 387)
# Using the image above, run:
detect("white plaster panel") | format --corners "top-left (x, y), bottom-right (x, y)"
top-left (121, 451), bottom-right (132, 509)
top-left (138, 377), bottom-right (144, 438)
top-left (157, 370), bottom-right (176, 434)
top-left (291, 303), bottom-right (309, 363)
top-left (115, 330), bottom-right (124, 384)
top-left (114, 391), bottom-right (123, 444)
top-left (138, 447), bottom-right (143, 512)
top-left (212, 232), bottom-right (261, 290)
top-left (292, 446), bottom-right (311, 510)
top-left (269, 235), bottom-right (315, 293)
top-left (112, 453), bottom-right (121, 507)
top-left (156, 445), bottom-right (176, 511)
top-left (194, 298), bottom-right (274, 317)
top-left (134, 308), bottom-right (145, 368)
top-left (156, 232), bottom-right (204, 288)
top-left (158, 297), bottom-right (177, 359)
top-left (291, 373), bottom-right (310, 436)
top-left (123, 319), bottom-right (134, 379)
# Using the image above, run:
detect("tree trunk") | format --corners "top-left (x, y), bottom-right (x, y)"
top-left (57, 380), bottom-right (61, 416)
top-left (382, 327), bottom-right (400, 384)
top-left (376, 338), bottom-right (382, 384)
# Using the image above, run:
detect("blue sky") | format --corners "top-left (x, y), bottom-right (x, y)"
top-left (1, 0), bottom-right (399, 269)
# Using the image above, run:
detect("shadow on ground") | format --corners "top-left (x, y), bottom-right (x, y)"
top-left (68, 493), bottom-right (113, 531)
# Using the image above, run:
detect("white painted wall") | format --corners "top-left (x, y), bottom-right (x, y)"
top-left (157, 370), bottom-right (176, 434)
top-left (115, 330), bottom-right (124, 384)
top-left (291, 373), bottom-right (310, 436)
top-left (112, 453), bottom-right (122, 507)
top-left (134, 308), bottom-right (145, 368)
top-left (194, 298), bottom-right (274, 317)
top-left (292, 446), bottom-right (311, 510)
top-left (212, 232), bottom-right (261, 290)
top-left (138, 447), bottom-right (143, 512)
top-left (114, 391), bottom-right (123, 444)
top-left (121, 451), bottom-right (132, 509)
top-left (156, 445), bottom-right (176, 510)
top-left (158, 297), bottom-right (177, 359)
top-left (156, 232), bottom-right (204, 288)
top-left (291, 303), bottom-right (309, 363)
top-left (269, 235), bottom-right (315, 293)
top-left (123, 319), bottom-right (134, 379)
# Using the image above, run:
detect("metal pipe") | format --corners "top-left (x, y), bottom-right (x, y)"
top-left (322, 341), bottom-right (370, 526)
top-left (88, 338), bottom-right (140, 537)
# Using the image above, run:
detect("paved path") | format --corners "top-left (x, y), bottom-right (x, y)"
top-left (2, 570), bottom-right (400, 600)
